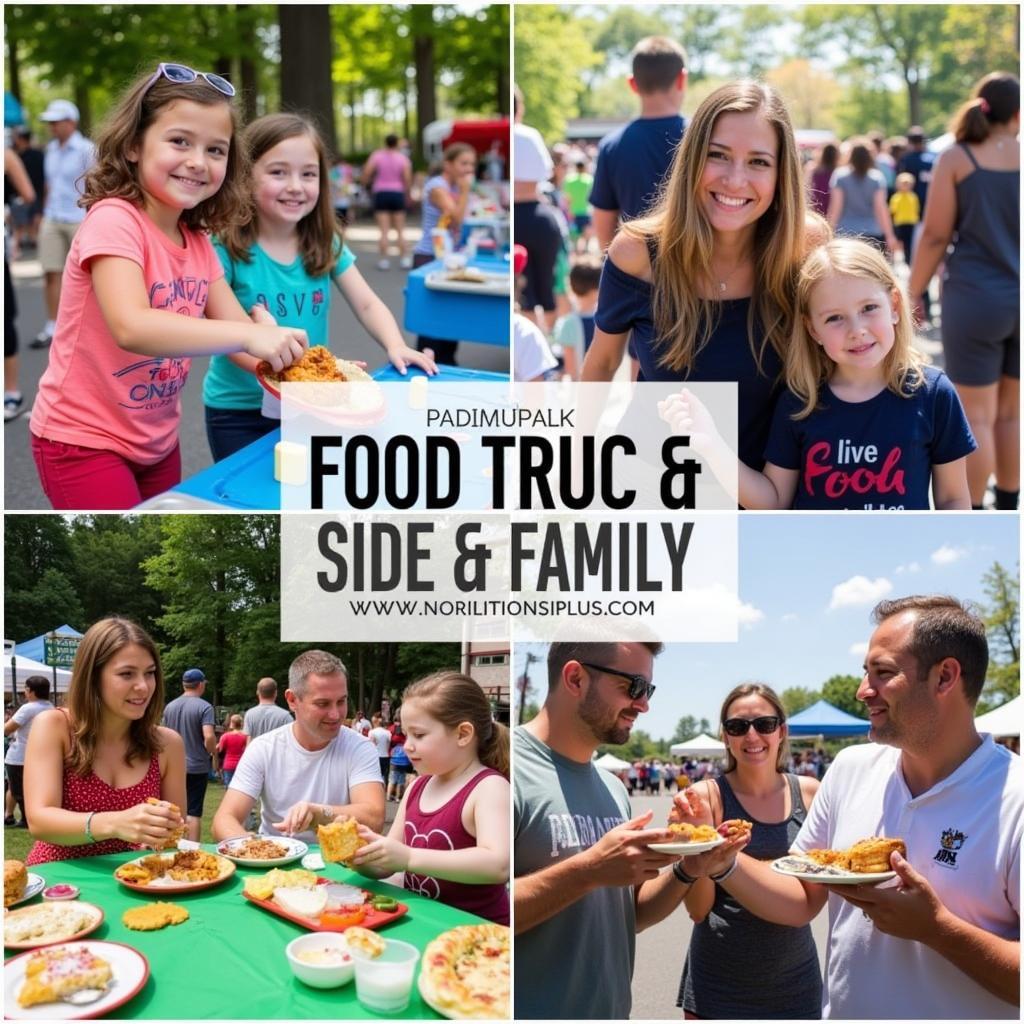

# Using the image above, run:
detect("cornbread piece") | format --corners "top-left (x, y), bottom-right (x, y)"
top-left (243, 867), bottom-right (318, 901)
top-left (666, 823), bottom-right (720, 843)
top-left (144, 798), bottom-right (186, 850)
top-left (123, 902), bottom-right (190, 931)
top-left (4, 859), bottom-right (27, 907)
top-left (17, 945), bottom-right (112, 1007)
top-left (848, 837), bottom-right (906, 873)
top-left (346, 926), bottom-right (386, 958)
top-left (718, 819), bottom-right (753, 838)
top-left (115, 862), bottom-right (155, 885)
top-left (318, 817), bottom-right (366, 863)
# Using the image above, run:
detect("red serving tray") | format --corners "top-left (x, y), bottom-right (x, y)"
top-left (242, 878), bottom-right (408, 933)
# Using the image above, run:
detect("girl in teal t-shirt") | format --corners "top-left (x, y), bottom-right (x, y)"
top-left (203, 113), bottom-right (436, 461)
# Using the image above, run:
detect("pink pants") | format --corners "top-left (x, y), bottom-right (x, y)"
top-left (31, 433), bottom-right (181, 510)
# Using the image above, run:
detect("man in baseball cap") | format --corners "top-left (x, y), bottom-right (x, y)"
top-left (34, 98), bottom-right (94, 348)
top-left (162, 668), bottom-right (218, 841)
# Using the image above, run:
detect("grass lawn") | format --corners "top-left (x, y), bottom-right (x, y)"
top-left (3, 782), bottom-right (228, 863)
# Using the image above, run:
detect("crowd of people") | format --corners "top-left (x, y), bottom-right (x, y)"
top-left (4, 616), bottom-right (511, 926)
top-left (512, 36), bottom-right (1019, 511)
top-left (513, 597), bottom-right (1021, 1020)
top-left (2, 63), bottom-right (515, 506)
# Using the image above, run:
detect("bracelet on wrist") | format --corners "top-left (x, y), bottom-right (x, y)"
top-left (84, 810), bottom-right (97, 843)
top-left (710, 858), bottom-right (739, 884)
top-left (672, 861), bottom-right (698, 886)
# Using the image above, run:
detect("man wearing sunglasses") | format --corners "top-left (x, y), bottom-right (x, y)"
top-left (678, 596), bottom-right (1020, 1019)
top-left (514, 640), bottom-right (710, 1019)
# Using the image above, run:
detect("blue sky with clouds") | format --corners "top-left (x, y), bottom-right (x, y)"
top-left (513, 513), bottom-right (1019, 739)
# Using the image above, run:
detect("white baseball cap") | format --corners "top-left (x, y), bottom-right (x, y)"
top-left (40, 100), bottom-right (80, 123)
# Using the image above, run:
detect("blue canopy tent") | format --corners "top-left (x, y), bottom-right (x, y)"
top-left (15, 624), bottom-right (84, 663)
top-left (787, 699), bottom-right (869, 737)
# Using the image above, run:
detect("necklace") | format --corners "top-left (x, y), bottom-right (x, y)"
top-left (711, 257), bottom-right (746, 293)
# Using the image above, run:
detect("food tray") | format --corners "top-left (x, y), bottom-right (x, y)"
top-left (242, 879), bottom-right (408, 933)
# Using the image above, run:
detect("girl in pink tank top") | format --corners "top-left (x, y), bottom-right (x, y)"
top-left (351, 672), bottom-right (510, 925)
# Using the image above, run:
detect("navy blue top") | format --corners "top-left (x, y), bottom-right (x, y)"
top-left (589, 115), bottom-right (686, 221)
top-left (595, 255), bottom-right (783, 469)
top-left (765, 365), bottom-right (976, 510)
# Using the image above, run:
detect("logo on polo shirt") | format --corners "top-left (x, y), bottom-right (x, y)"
top-left (933, 828), bottom-right (967, 869)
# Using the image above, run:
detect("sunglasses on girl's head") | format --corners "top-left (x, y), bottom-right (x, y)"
top-left (723, 715), bottom-right (781, 737)
top-left (578, 662), bottom-right (656, 702)
top-left (144, 63), bottom-right (235, 98)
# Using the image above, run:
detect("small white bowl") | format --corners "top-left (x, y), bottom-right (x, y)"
top-left (285, 932), bottom-right (355, 989)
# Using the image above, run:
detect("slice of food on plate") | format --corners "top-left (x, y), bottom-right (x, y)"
top-left (4, 901), bottom-right (101, 946)
top-left (273, 885), bottom-right (329, 919)
top-left (243, 867), bottom-right (318, 901)
top-left (260, 348), bottom-right (373, 385)
top-left (318, 817), bottom-right (366, 864)
top-left (17, 944), bottom-right (113, 1008)
top-left (846, 836), bottom-right (906, 873)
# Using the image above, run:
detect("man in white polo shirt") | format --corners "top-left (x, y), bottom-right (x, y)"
top-left (679, 594), bottom-right (1020, 1019)
top-left (33, 99), bottom-right (95, 348)
top-left (211, 650), bottom-right (384, 844)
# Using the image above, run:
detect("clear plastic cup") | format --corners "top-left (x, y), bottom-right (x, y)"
top-left (351, 938), bottom-right (421, 1014)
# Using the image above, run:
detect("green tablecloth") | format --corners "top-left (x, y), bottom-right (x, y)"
top-left (5, 846), bottom-right (485, 1019)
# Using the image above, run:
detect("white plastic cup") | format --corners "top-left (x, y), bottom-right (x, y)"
top-left (351, 938), bottom-right (421, 1014)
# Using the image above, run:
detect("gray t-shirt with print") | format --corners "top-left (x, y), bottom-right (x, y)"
top-left (513, 726), bottom-right (635, 1020)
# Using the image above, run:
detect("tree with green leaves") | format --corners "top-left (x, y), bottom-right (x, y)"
top-left (820, 674), bottom-right (867, 719)
top-left (780, 686), bottom-right (821, 716)
top-left (978, 562), bottom-right (1020, 711)
top-left (671, 714), bottom-right (712, 743)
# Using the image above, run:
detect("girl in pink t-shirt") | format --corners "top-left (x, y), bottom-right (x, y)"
top-left (29, 63), bottom-right (310, 510)
top-left (362, 134), bottom-right (413, 269)
top-left (351, 671), bottom-right (510, 925)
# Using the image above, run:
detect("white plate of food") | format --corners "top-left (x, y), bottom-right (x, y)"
top-left (3, 940), bottom-right (149, 1019)
top-left (771, 855), bottom-right (896, 885)
top-left (647, 835), bottom-right (726, 856)
top-left (425, 269), bottom-right (510, 296)
top-left (6, 872), bottom-right (46, 909)
top-left (113, 850), bottom-right (235, 893)
top-left (4, 901), bottom-right (105, 950)
top-left (216, 835), bottom-right (309, 867)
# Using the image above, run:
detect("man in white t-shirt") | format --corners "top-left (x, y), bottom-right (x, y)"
top-left (678, 595), bottom-right (1021, 1019)
top-left (212, 650), bottom-right (385, 843)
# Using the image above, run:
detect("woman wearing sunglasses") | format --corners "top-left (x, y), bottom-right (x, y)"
top-left (674, 683), bottom-right (822, 1019)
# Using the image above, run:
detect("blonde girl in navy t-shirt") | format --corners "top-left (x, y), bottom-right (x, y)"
top-left (663, 238), bottom-right (975, 510)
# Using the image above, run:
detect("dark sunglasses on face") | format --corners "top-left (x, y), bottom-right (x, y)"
top-left (579, 662), bottom-right (656, 701)
top-left (723, 715), bottom-right (781, 737)
top-left (144, 63), bottom-right (235, 98)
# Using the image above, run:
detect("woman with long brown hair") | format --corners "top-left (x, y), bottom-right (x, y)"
top-left (23, 617), bottom-right (186, 864)
top-left (672, 683), bottom-right (821, 1019)
top-left (909, 72), bottom-right (1020, 510)
top-left (584, 80), bottom-right (824, 471)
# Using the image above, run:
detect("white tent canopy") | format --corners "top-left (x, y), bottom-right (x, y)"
top-left (594, 752), bottom-right (631, 772)
top-left (669, 732), bottom-right (726, 758)
top-left (3, 653), bottom-right (72, 696)
top-left (974, 696), bottom-right (1021, 738)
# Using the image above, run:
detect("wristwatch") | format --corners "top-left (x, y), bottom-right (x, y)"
top-left (320, 805), bottom-right (333, 825)
top-left (710, 858), bottom-right (739, 883)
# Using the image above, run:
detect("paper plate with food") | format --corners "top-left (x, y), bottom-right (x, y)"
top-left (4, 901), bottom-right (105, 951)
top-left (647, 819), bottom-right (751, 855)
top-left (256, 348), bottom-right (385, 421)
top-left (241, 867), bottom-right (407, 933)
top-left (113, 849), bottom-right (235, 893)
top-left (5, 861), bottom-right (46, 909)
top-left (425, 267), bottom-right (510, 296)
top-left (771, 837), bottom-right (904, 884)
top-left (3, 940), bottom-right (149, 1020)
top-left (417, 923), bottom-right (510, 1020)
top-left (216, 835), bottom-right (309, 867)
